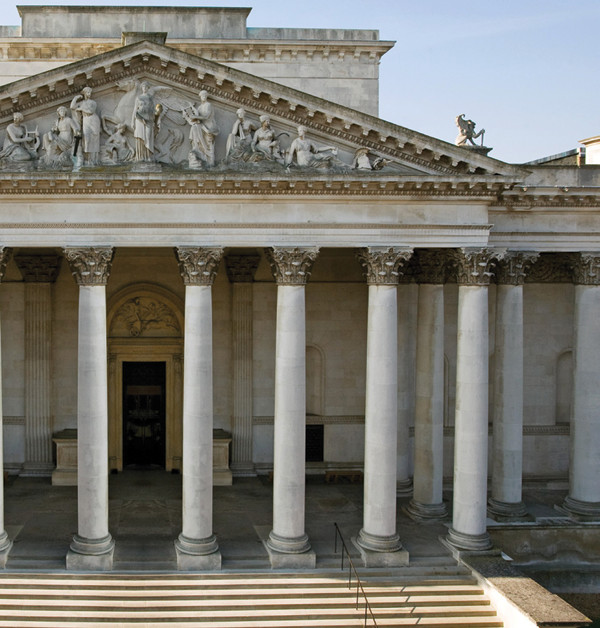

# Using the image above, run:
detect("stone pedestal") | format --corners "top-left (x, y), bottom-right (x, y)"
top-left (175, 247), bottom-right (224, 570)
top-left (64, 247), bottom-right (115, 571)
top-left (213, 430), bottom-right (232, 486)
top-left (52, 429), bottom-right (77, 486)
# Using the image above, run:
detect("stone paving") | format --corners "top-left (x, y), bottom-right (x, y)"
top-left (1, 471), bottom-right (568, 571)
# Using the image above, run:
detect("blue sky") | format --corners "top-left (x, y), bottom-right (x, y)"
top-left (1, 1), bottom-right (598, 163)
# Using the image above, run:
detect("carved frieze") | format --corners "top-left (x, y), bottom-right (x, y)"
top-left (15, 255), bottom-right (61, 283)
top-left (63, 247), bottom-right (113, 286)
top-left (494, 251), bottom-right (539, 286)
top-left (265, 247), bottom-right (319, 285)
top-left (175, 246), bottom-right (223, 286)
top-left (450, 248), bottom-right (503, 286)
top-left (572, 252), bottom-right (600, 286)
top-left (525, 253), bottom-right (574, 284)
top-left (0, 247), bottom-right (12, 282)
top-left (112, 296), bottom-right (181, 337)
top-left (356, 247), bottom-right (413, 285)
top-left (225, 254), bottom-right (260, 283)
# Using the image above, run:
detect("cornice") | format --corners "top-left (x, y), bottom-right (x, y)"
top-left (492, 188), bottom-right (600, 210)
top-left (0, 41), bottom-right (526, 178)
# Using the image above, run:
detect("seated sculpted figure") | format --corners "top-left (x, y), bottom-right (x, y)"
top-left (285, 125), bottom-right (339, 168)
top-left (0, 112), bottom-right (40, 163)
top-left (251, 115), bottom-right (284, 164)
top-left (41, 106), bottom-right (80, 168)
top-left (103, 123), bottom-right (134, 164)
top-left (225, 108), bottom-right (256, 161)
top-left (184, 90), bottom-right (219, 168)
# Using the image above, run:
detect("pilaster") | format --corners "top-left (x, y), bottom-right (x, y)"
top-left (225, 255), bottom-right (260, 477)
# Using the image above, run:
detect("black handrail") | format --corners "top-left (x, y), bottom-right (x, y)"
top-left (333, 522), bottom-right (378, 628)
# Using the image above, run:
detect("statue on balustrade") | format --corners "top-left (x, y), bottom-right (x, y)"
top-left (0, 112), bottom-right (39, 164)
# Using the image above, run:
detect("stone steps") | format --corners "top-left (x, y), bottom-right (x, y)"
top-left (0, 570), bottom-right (504, 627)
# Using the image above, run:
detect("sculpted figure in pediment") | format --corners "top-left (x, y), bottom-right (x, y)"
top-left (352, 147), bottom-right (389, 171)
top-left (41, 106), bottom-right (80, 168)
top-left (102, 122), bottom-right (134, 164)
top-left (0, 112), bottom-right (39, 164)
top-left (225, 108), bottom-right (257, 161)
top-left (285, 125), bottom-right (345, 169)
top-left (250, 115), bottom-right (285, 164)
top-left (183, 90), bottom-right (220, 169)
top-left (132, 81), bottom-right (166, 162)
top-left (70, 87), bottom-right (101, 166)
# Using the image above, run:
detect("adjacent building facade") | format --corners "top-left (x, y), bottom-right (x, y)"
top-left (0, 5), bottom-right (597, 570)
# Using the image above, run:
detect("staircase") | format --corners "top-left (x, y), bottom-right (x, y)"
top-left (0, 568), bottom-right (503, 627)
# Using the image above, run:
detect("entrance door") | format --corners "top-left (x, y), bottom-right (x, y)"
top-left (122, 362), bottom-right (166, 468)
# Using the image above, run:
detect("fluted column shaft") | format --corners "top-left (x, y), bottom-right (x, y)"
top-left (175, 247), bottom-right (223, 569)
top-left (489, 252), bottom-right (537, 519)
top-left (65, 247), bottom-right (114, 570)
top-left (0, 248), bottom-right (14, 566)
top-left (408, 281), bottom-right (446, 519)
top-left (356, 247), bottom-right (412, 560)
top-left (448, 248), bottom-right (500, 551)
top-left (564, 253), bottom-right (600, 520)
top-left (265, 247), bottom-right (318, 563)
top-left (226, 255), bottom-right (260, 476)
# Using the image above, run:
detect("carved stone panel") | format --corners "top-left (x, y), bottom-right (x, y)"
top-left (110, 296), bottom-right (181, 338)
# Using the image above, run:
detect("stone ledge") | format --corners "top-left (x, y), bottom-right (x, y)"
top-left (453, 548), bottom-right (591, 627)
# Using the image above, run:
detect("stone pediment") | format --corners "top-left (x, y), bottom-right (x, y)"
top-left (0, 40), bottom-right (526, 194)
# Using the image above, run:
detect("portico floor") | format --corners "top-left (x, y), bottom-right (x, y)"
top-left (2, 471), bottom-right (568, 571)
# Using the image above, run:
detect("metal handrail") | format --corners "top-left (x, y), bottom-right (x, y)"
top-left (333, 522), bottom-right (378, 628)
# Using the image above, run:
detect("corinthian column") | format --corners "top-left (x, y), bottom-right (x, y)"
top-left (175, 247), bottom-right (223, 570)
top-left (15, 255), bottom-right (61, 477)
top-left (447, 248), bottom-right (501, 551)
top-left (407, 250), bottom-right (448, 521)
top-left (265, 246), bottom-right (318, 568)
top-left (488, 251), bottom-right (538, 520)
top-left (64, 247), bottom-right (115, 570)
top-left (225, 255), bottom-right (260, 477)
top-left (563, 253), bottom-right (600, 521)
top-left (355, 247), bottom-right (412, 567)
top-left (0, 248), bottom-right (14, 567)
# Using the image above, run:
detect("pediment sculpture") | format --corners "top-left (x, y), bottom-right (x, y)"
top-left (0, 78), bottom-right (394, 174)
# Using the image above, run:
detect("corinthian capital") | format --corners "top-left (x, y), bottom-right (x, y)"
top-left (451, 248), bottom-right (503, 286)
top-left (495, 251), bottom-right (539, 286)
top-left (175, 247), bottom-right (224, 286)
top-left (0, 247), bottom-right (12, 282)
top-left (265, 247), bottom-right (319, 285)
top-left (64, 247), bottom-right (113, 286)
top-left (572, 252), bottom-right (600, 285)
top-left (356, 247), bottom-right (413, 285)
top-left (416, 249), bottom-right (449, 284)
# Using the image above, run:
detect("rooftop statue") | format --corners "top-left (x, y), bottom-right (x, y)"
top-left (0, 112), bottom-right (39, 164)
top-left (70, 87), bottom-right (100, 166)
top-left (455, 113), bottom-right (485, 147)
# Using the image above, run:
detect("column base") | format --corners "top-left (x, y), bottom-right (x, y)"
top-left (0, 531), bottom-right (12, 568)
top-left (405, 499), bottom-right (448, 521)
top-left (353, 531), bottom-right (409, 567)
top-left (265, 531), bottom-right (315, 568)
top-left (446, 527), bottom-right (492, 552)
top-left (561, 496), bottom-right (600, 522)
top-left (396, 478), bottom-right (413, 498)
top-left (175, 534), bottom-right (222, 570)
top-left (487, 498), bottom-right (530, 522)
top-left (66, 534), bottom-right (114, 571)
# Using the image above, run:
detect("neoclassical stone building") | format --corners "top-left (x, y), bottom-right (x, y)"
top-left (0, 5), bottom-right (596, 570)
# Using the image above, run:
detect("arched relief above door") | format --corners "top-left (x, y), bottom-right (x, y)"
top-left (107, 284), bottom-right (184, 339)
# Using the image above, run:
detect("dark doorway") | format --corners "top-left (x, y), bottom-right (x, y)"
top-left (306, 424), bottom-right (324, 462)
top-left (122, 362), bottom-right (166, 468)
